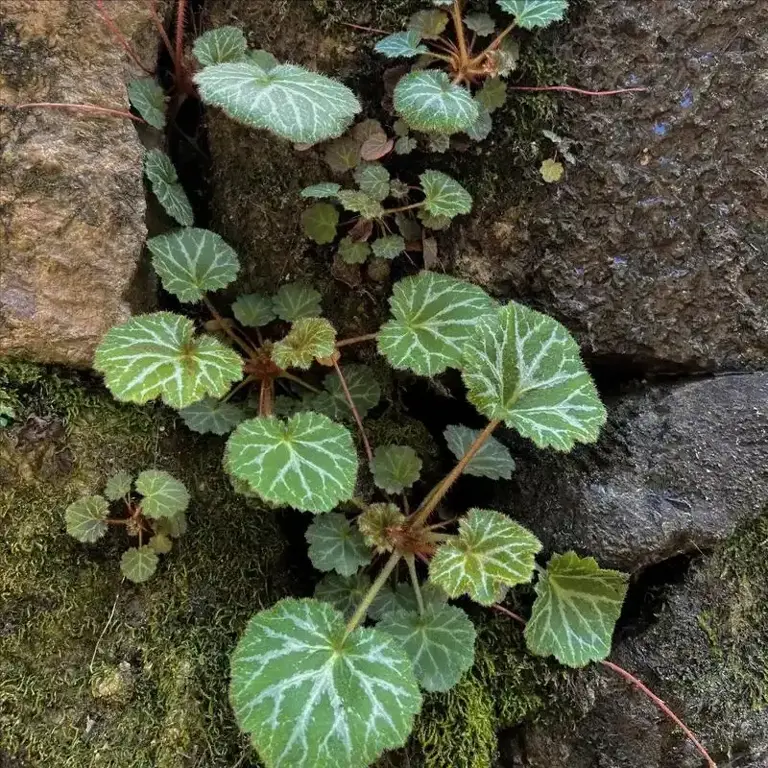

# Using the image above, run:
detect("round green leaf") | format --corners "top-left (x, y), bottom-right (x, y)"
top-left (395, 136), bottom-right (417, 155)
top-left (248, 50), bottom-right (278, 71)
top-left (272, 318), bottom-right (337, 370)
top-left (127, 78), bottom-right (166, 130)
top-left (315, 571), bottom-right (371, 619)
top-left (337, 190), bottom-right (384, 220)
top-left (65, 495), bottom-right (109, 543)
top-left (429, 508), bottom-right (541, 605)
top-left (443, 425), bottom-right (515, 480)
top-left (377, 272), bottom-right (497, 376)
top-left (120, 546), bottom-right (158, 583)
top-left (371, 235), bottom-right (405, 260)
top-left (301, 202), bottom-right (339, 244)
top-left (525, 551), bottom-right (628, 667)
top-left (149, 532), bottom-right (173, 554)
top-left (143, 149), bottom-right (193, 227)
top-left (311, 364), bottom-right (382, 423)
top-left (369, 580), bottom-right (446, 621)
top-left (408, 9), bottom-right (449, 39)
top-left (195, 62), bottom-right (361, 144)
top-left (496, 0), bottom-right (568, 29)
top-left (461, 302), bottom-right (607, 451)
top-left (135, 469), bottom-right (189, 519)
top-left (225, 412), bottom-right (358, 513)
top-left (464, 12), bottom-right (496, 36)
top-left (179, 397), bottom-right (245, 435)
top-left (104, 471), bottom-right (133, 501)
top-left (374, 30), bottom-right (429, 58)
top-left (230, 598), bottom-right (422, 768)
top-left (192, 26), bottom-right (248, 67)
top-left (232, 293), bottom-right (277, 327)
top-left (477, 77), bottom-right (507, 113)
top-left (147, 228), bottom-right (240, 303)
top-left (378, 603), bottom-right (476, 692)
top-left (272, 282), bottom-right (322, 322)
top-left (300, 182), bottom-right (342, 199)
top-left (420, 170), bottom-right (472, 218)
top-left (338, 237), bottom-right (371, 265)
top-left (370, 445), bottom-right (422, 494)
top-left (354, 163), bottom-right (391, 202)
top-left (306, 512), bottom-right (372, 576)
top-left (94, 312), bottom-right (243, 410)
top-left (394, 71), bottom-right (479, 135)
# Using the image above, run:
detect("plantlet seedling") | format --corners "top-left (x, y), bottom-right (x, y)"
top-left (65, 469), bottom-right (189, 583)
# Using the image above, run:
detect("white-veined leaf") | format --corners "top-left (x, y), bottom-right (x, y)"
top-left (94, 312), bottom-right (243, 410)
top-left (466, 105), bottom-right (493, 141)
top-left (230, 598), bottom-right (422, 768)
top-left (135, 469), bottom-right (189, 519)
top-left (429, 508), bottom-right (541, 605)
top-left (354, 163), bottom-right (391, 201)
top-left (408, 9), bottom-right (449, 38)
top-left (524, 552), bottom-right (628, 667)
top-left (143, 149), bottom-right (193, 226)
top-left (372, 235), bottom-right (406, 260)
top-left (374, 30), bottom-right (428, 58)
top-left (127, 78), bottom-right (166, 129)
top-left (301, 202), bottom-right (340, 244)
top-left (443, 425), bottom-right (515, 480)
top-left (418, 210), bottom-right (451, 231)
top-left (464, 12), bottom-right (496, 36)
top-left (420, 171), bottom-right (472, 218)
top-left (311, 364), bottom-right (382, 423)
top-left (272, 318), bottom-right (336, 370)
top-left (272, 282), bottom-right (322, 321)
top-left (306, 512), bottom-right (372, 576)
top-left (377, 272), bottom-right (497, 376)
top-left (301, 182), bottom-right (342, 199)
top-left (179, 397), bottom-right (245, 435)
top-left (369, 580), bottom-right (447, 621)
top-left (394, 71), bottom-right (478, 135)
top-left (496, 0), bottom-right (568, 28)
top-left (337, 190), bottom-right (384, 219)
top-left (192, 26), bottom-right (248, 66)
top-left (357, 503), bottom-right (406, 553)
top-left (195, 61), bottom-right (361, 144)
top-left (104, 471), bottom-right (133, 501)
top-left (147, 228), bottom-right (239, 303)
top-left (315, 571), bottom-right (371, 618)
top-left (378, 603), bottom-right (476, 692)
top-left (225, 412), bottom-right (358, 513)
top-left (338, 237), bottom-right (371, 265)
top-left (65, 495), bottom-right (109, 543)
top-left (120, 546), bottom-right (158, 583)
top-left (370, 445), bottom-right (422, 494)
top-left (232, 293), bottom-right (276, 327)
top-left (461, 302), bottom-right (607, 451)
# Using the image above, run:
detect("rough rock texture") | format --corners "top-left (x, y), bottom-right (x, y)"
top-left (452, 0), bottom-right (768, 371)
top-left (0, 0), bottom-right (157, 367)
top-left (492, 373), bottom-right (768, 572)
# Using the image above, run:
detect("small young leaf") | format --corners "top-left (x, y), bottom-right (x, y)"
top-left (465, 105), bottom-right (493, 141)
top-left (372, 235), bottom-right (406, 260)
top-left (540, 158), bottom-right (564, 183)
top-left (390, 179), bottom-right (410, 199)
top-left (135, 469), bottom-right (189, 519)
top-left (490, 37), bottom-right (520, 77)
top-left (337, 190), bottom-right (384, 220)
top-left (370, 445), bottom-right (422, 494)
top-left (248, 49), bottom-right (278, 71)
top-left (429, 509), bottom-right (541, 605)
top-left (378, 604), bottom-right (476, 692)
top-left (375, 30), bottom-right (429, 58)
top-left (426, 134), bottom-right (450, 154)
top-left (496, 0), bottom-right (568, 29)
top-left (461, 302), bottom-right (607, 450)
top-left (143, 149), bottom-right (193, 226)
top-left (104, 471), bottom-right (133, 502)
top-left (94, 313), bottom-right (243, 410)
top-left (420, 170), bottom-right (472, 218)
top-left (352, 119), bottom-right (385, 143)
top-left (225, 413), bottom-right (358, 512)
top-left (179, 397), bottom-right (245, 435)
top-left (360, 133), bottom-right (394, 161)
top-left (525, 552), bottom-right (628, 667)
top-left (272, 282), bottom-right (322, 321)
top-left (477, 77), bottom-right (507, 113)
top-left (338, 237), bottom-right (372, 265)
top-left (395, 136), bottom-right (418, 155)
top-left (272, 318), bottom-right (337, 370)
top-left (120, 546), bottom-right (159, 583)
top-left (408, 9), bottom-right (449, 39)
top-left (394, 71), bottom-right (479, 135)
top-left (65, 495), bottom-right (109, 543)
top-left (315, 571), bottom-right (371, 618)
top-left (464, 12), bottom-right (497, 36)
top-left (301, 202), bottom-right (340, 244)
top-left (306, 512), bottom-right (372, 576)
top-left (192, 26), bottom-right (248, 66)
top-left (324, 136), bottom-right (361, 173)
top-left (127, 78), bottom-right (166, 129)
top-left (154, 510), bottom-right (187, 539)
top-left (300, 182), bottom-right (342, 199)
top-left (354, 163), bottom-right (391, 201)
top-left (357, 503), bottom-right (405, 553)
top-left (195, 62), bottom-right (361, 144)
top-left (230, 599), bottom-right (422, 768)
top-left (312, 364), bottom-right (382, 422)
top-left (147, 228), bottom-right (240, 303)
top-left (232, 293), bottom-right (276, 327)
top-left (149, 532), bottom-right (173, 554)
top-left (444, 425), bottom-right (515, 480)
top-left (393, 119), bottom-right (410, 137)
top-left (377, 272), bottom-right (497, 376)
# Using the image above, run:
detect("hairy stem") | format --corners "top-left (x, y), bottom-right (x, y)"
top-left (470, 21), bottom-right (516, 67)
top-left (507, 84), bottom-right (648, 97)
top-left (202, 295), bottom-right (257, 356)
top-left (383, 202), bottom-right (425, 215)
top-left (279, 371), bottom-right (322, 395)
top-left (96, 0), bottom-right (155, 74)
top-left (221, 374), bottom-right (255, 403)
top-left (344, 552), bottom-right (401, 638)
top-left (258, 380), bottom-right (274, 416)
top-left (333, 360), bottom-right (374, 463)
top-left (148, 0), bottom-right (177, 70)
top-left (451, 0), bottom-right (469, 67)
top-left (341, 21), bottom-right (392, 36)
top-left (174, 0), bottom-right (188, 86)
top-left (336, 332), bottom-right (378, 348)
top-left (409, 419), bottom-right (501, 529)
top-left (492, 605), bottom-right (717, 768)
top-left (10, 103), bottom-right (146, 123)
top-left (406, 555), bottom-right (424, 615)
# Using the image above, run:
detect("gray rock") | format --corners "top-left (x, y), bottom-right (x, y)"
top-left (493, 373), bottom-right (768, 572)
